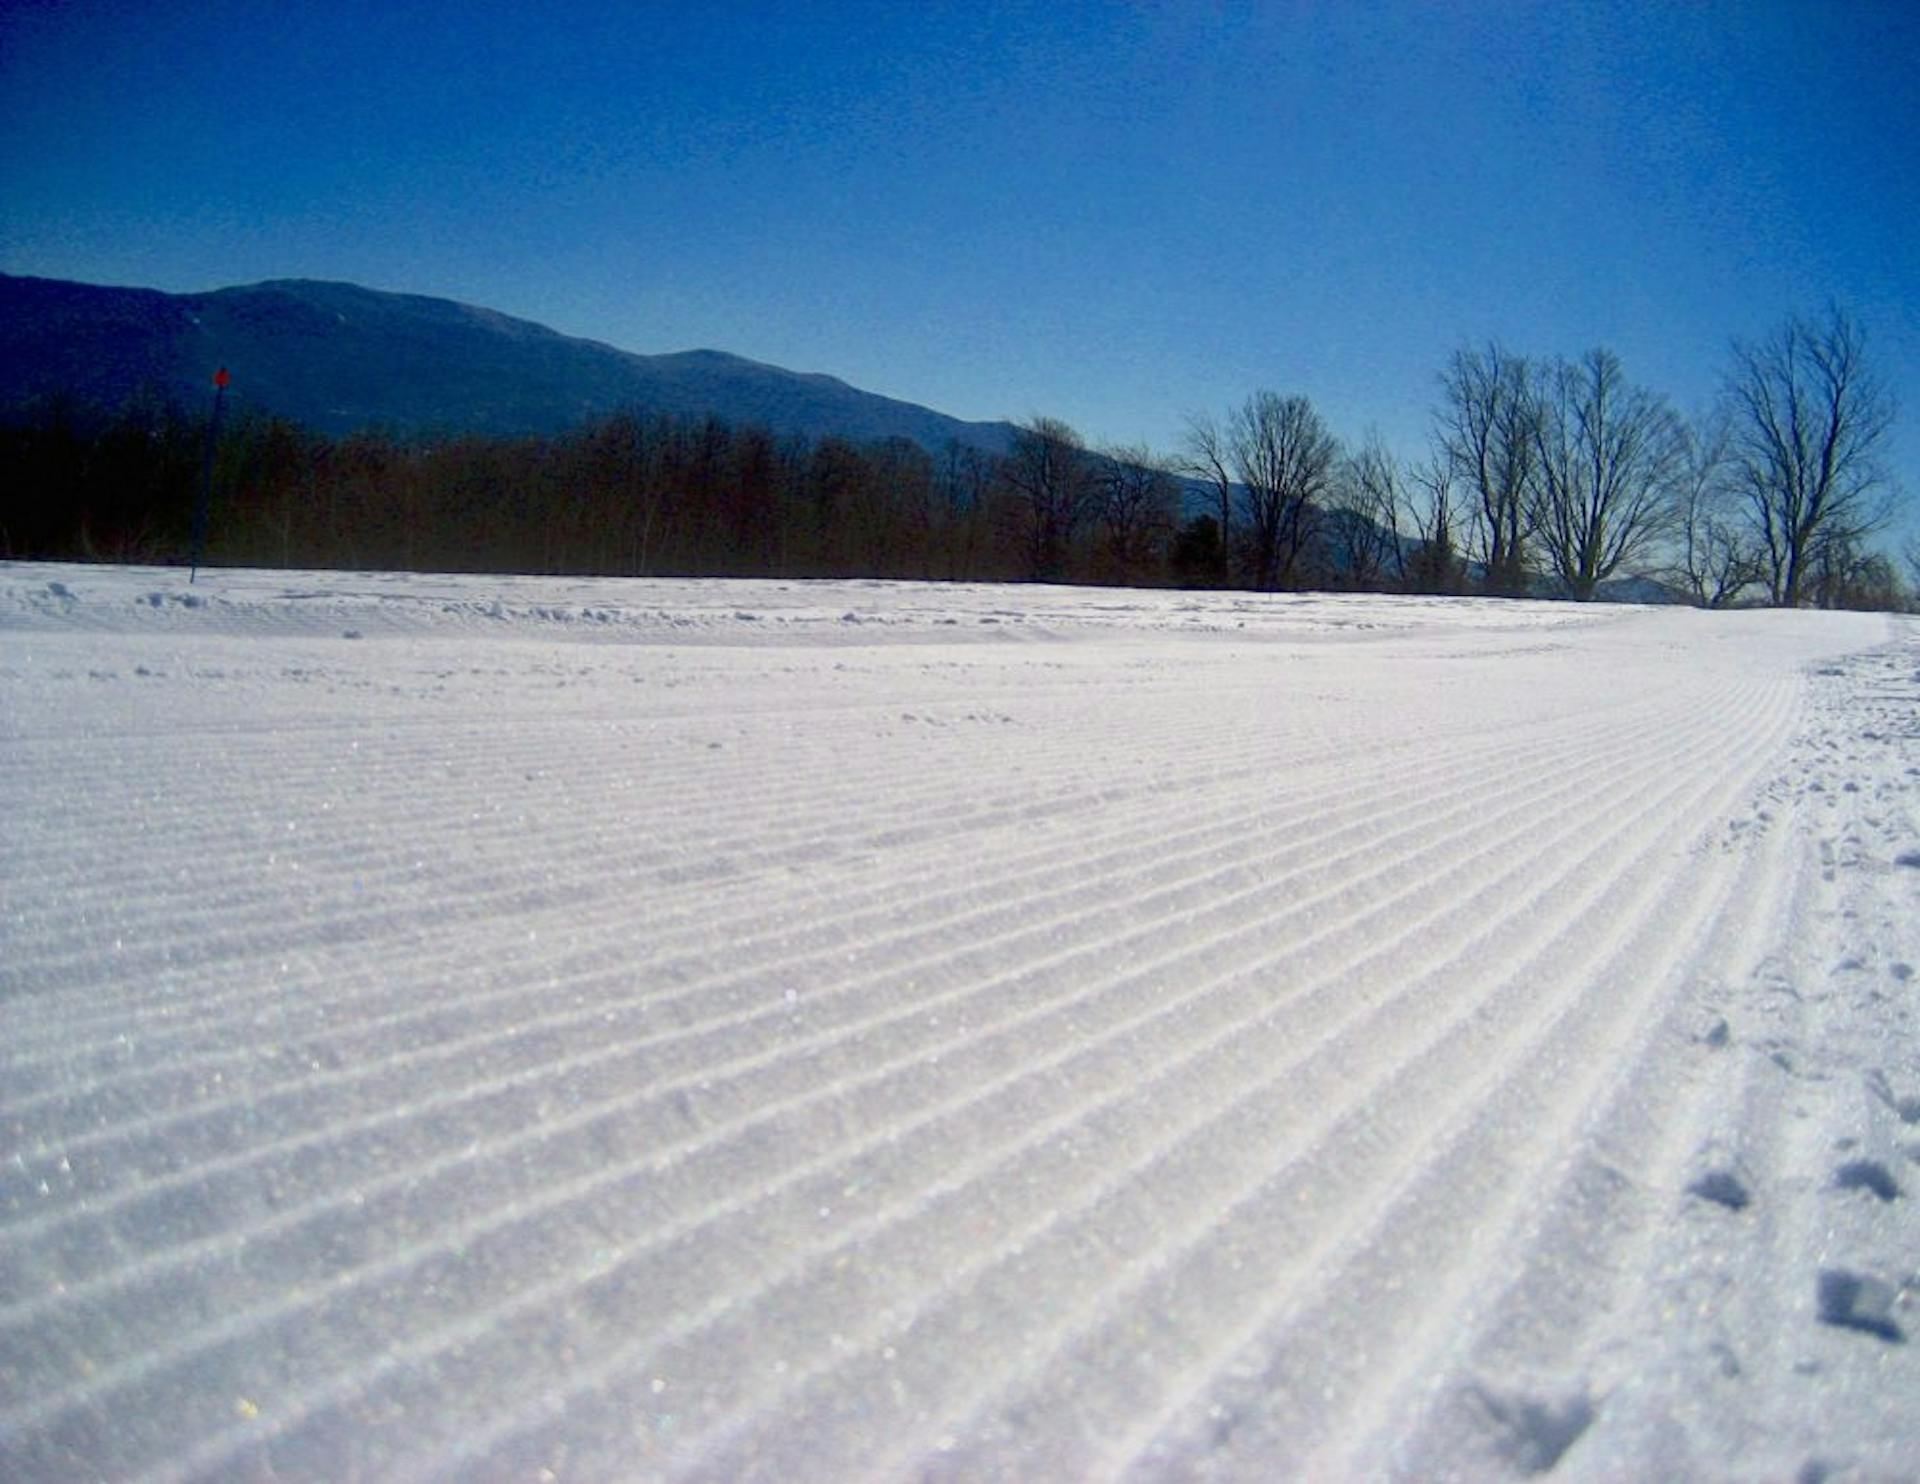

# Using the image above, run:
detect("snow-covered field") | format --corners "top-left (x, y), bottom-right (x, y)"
top-left (2, 563), bottom-right (1916, 1481)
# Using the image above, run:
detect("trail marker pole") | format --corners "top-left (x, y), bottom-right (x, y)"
top-left (190, 367), bottom-right (230, 583)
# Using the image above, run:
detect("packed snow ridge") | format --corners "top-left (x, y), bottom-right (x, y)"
top-left (2, 564), bottom-right (1916, 1480)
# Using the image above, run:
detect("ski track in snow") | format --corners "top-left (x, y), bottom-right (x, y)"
top-left (1, 563), bottom-right (1915, 1481)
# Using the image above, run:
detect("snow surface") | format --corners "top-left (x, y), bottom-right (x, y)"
top-left (2, 562), bottom-right (1916, 1481)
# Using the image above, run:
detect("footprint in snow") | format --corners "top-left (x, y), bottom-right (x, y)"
top-left (1469, 1380), bottom-right (1596, 1475)
top-left (1815, 1269), bottom-right (1906, 1343)
top-left (1865, 1070), bottom-right (1920, 1125)
top-left (1832, 1159), bottom-right (1901, 1202)
top-left (1688, 1168), bottom-right (1752, 1211)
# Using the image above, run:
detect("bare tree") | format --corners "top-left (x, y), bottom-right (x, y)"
top-left (935, 439), bottom-right (995, 581)
top-left (1436, 343), bottom-right (1537, 595)
top-left (1405, 453), bottom-right (1465, 593)
top-left (1670, 411), bottom-right (1759, 607)
top-left (1003, 416), bottom-right (1094, 581)
top-left (1178, 411), bottom-right (1235, 585)
top-left (1226, 390), bottom-right (1338, 590)
top-left (1093, 443), bottom-right (1179, 582)
top-left (1805, 533), bottom-right (1902, 611)
top-left (859, 437), bottom-right (935, 576)
top-left (1329, 433), bottom-right (1406, 590)
top-left (1723, 306), bottom-right (1897, 606)
top-left (1528, 348), bottom-right (1687, 599)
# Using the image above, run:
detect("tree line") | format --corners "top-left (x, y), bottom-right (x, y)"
top-left (2, 400), bottom-right (1203, 587)
top-left (1412, 308), bottom-right (1905, 609)
top-left (2, 305), bottom-right (1909, 608)
top-left (1173, 306), bottom-right (1906, 609)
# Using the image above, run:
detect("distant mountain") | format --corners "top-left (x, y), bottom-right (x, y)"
top-left (0, 273), bottom-right (1017, 454)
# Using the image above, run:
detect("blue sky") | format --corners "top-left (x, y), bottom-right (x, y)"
top-left (3, 0), bottom-right (1915, 544)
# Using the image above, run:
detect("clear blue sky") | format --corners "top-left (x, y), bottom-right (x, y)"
top-left (3, 0), bottom-right (1915, 544)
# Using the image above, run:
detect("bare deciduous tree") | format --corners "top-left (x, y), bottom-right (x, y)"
top-left (1805, 533), bottom-right (1902, 611)
top-left (1226, 390), bottom-right (1338, 591)
top-left (1723, 306), bottom-right (1897, 606)
top-left (1003, 416), bottom-right (1094, 581)
top-left (1436, 343), bottom-right (1537, 595)
top-left (1178, 411), bottom-right (1235, 586)
top-left (935, 439), bottom-right (994, 581)
top-left (858, 436), bottom-right (934, 576)
top-left (1329, 433), bottom-right (1406, 590)
top-left (1528, 348), bottom-right (1687, 599)
top-left (1094, 443), bottom-right (1179, 582)
top-left (1670, 412), bottom-right (1759, 607)
top-left (1405, 453), bottom-right (1465, 594)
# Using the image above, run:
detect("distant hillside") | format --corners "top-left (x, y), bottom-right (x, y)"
top-left (0, 274), bottom-right (1017, 454)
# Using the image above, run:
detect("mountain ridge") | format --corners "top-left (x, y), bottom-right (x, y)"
top-left (0, 272), bottom-right (1018, 454)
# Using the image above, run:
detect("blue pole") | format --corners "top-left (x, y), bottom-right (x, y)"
top-left (190, 367), bottom-right (230, 584)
